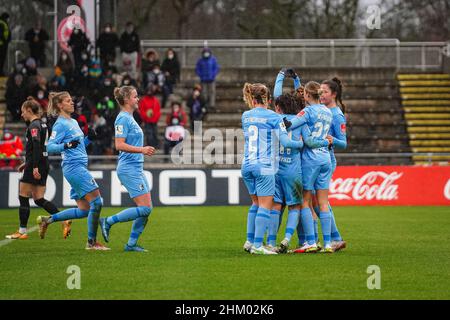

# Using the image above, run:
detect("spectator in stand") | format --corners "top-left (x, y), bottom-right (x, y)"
top-left (68, 27), bottom-right (90, 69)
top-left (195, 47), bottom-right (220, 109)
top-left (24, 22), bottom-right (49, 67)
top-left (120, 73), bottom-right (139, 88)
top-left (119, 22), bottom-right (140, 80)
top-left (88, 49), bottom-right (102, 79)
top-left (161, 48), bottom-right (180, 105)
top-left (142, 49), bottom-right (160, 77)
top-left (5, 74), bottom-right (27, 121)
top-left (49, 66), bottom-right (67, 91)
top-left (186, 84), bottom-right (207, 131)
top-left (57, 50), bottom-right (74, 76)
top-left (164, 101), bottom-right (187, 156)
top-left (145, 64), bottom-right (166, 105)
top-left (73, 55), bottom-right (91, 97)
top-left (139, 84), bottom-right (161, 148)
top-left (0, 131), bottom-right (23, 169)
top-left (0, 12), bottom-right (11, 76)
top-left (96, 23), bottom-right (119, 69)
top-left (71, 102), bottom-right (88, 135)
top-left (31, 74), bottom-right (49, 113)
top-left (24, 57), bottom-right (38, 76)
top-left (91, 113), bottom-right (112, 155)
top-left (75, 95), bottom-right (94, 126)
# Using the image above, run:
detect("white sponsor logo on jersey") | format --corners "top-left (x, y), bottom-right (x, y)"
top-left (329, 171), bottom-right (403, 201)
top-left (115, 125), bottom-right (123, 135)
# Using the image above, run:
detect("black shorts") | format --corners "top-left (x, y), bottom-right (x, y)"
top-left (20, 161), bottom-right (50, 186)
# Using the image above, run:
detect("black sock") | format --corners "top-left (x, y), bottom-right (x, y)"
top-left (19, 196), bottom-right (30, 228)
top-left (34, 198), bottom-right (59, 215)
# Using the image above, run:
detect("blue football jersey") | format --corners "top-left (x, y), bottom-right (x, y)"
top-left (47, 116), bottom-right (88, 167)
top-left (277, 114), bottom-right (302, 176)
top-left (241, 107), bottom-right (289, 172)
top-left (300, 104), bottom-right (333, 167)
top-left (115, 111), bottom-right (144, 169)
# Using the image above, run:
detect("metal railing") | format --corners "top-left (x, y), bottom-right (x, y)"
top-left (6, 39), bottom-right (448, 73)
top-left (140, 39), bottom-right (448, 71)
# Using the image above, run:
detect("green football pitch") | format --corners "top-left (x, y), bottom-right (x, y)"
top-left (0, 206), bottom-right (449, 300)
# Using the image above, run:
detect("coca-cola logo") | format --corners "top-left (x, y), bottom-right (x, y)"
top-left (330, 171), bottom-right (403, 201)
top-left (444, 180), bottom-right (450, 200)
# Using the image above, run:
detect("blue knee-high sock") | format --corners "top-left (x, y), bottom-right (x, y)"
top-left (49, 208), bottom-right (89, 222)
top-left (297, 217), bottom-right (305, 246)
top-left (329, 203), bottom-right (342, 241)
top-left (284, 209), bottom-right (300, 242)
top-left (127, 216), bottom-right (149, 247)
top-left (300, 208), bottom-right (316, 245)
top-left (87, 196), bottom-right (103, 241)
top-left (107, 207), bottom-right (142, 225)
top-left (268, 210), bottom-right (280, 247)
top-left (277, 206), bottom-right (285, 233)
top-left (319, 211), bottom-right (332, 247)
top-left (246, 204), bottom-right (258, 243)
top-left (314, 219), bottom-right (319, 243)
top-left (253, 207), bottom-right (271, 248)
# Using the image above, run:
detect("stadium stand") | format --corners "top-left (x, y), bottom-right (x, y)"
top-left (398, 73), bottom-right (450, 165)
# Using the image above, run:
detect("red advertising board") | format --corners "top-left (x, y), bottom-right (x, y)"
top-left (330, 166), bottom-right (450, 206)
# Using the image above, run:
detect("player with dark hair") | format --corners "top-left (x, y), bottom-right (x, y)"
top-left (270, 92), bottom-right (330, 253)
top-left (319, 77), bottom-right (347, 251)
top-left (5, 97), bottom-right (70, 239)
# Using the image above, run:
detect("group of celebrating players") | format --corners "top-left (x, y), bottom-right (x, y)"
top-left (241, 68), bottom-right (347, 255)
top-left (5, 66), bottom-right (346, 255)
top-left (6, 86), bottom-right (155, 252)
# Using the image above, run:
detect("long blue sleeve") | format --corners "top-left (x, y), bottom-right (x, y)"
top-left (47, 140), bottom-right (65, 153)
top-left (301, 125), bottom-right (329, 149)
top-left (274, 72), bottom-right (285, 99)
top-left (293, 76), bottom-right (301, 91)
top-left (289, 115), bottom-right (307, 130)
top-left (279, 131), bottom-right (303, 149)
top-left (331, 114), bottom-right (347, 150)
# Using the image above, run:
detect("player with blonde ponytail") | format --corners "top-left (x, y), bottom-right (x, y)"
top-left (37, 91), bottom-right (109, 250)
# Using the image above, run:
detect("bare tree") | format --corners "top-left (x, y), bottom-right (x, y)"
top-left (172, 0), bottom-right (208, 38)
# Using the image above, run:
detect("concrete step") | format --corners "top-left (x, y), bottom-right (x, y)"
top-left (401, 93), bottom-right (450, 100)
top-left (404, 106), bottom-right (450, 113)
top-left (400, 87), bottom-right (450, 93)
top-left (406, 119), bottom-right (450, 126)
top-left (408, 133), bottom-right (450, 139)
top-left (397, 74), bottom-right (450, 80)
top-left (409, 140), bottom-right (450, 147)
top-left (411, 147), bottom-right (450, 152)
top-left (407, 126), bottom-right (450, 133)
top-left (404, 113), bottom-right (450, 120)
top-left (399, 80), bottom-right (450, 87)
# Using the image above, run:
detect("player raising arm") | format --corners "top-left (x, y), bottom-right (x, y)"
top-left (99, 86), bottom-right (155, 252)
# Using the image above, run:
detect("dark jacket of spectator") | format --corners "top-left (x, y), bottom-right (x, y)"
top-left (195, 47), bottom-right (220, 83)
top-left (25, 24), bottom-right (49, 67)
top-left (57, 51), bottom-right (74, 76)
top-left (0, 13), bottom-right (11, 76)
top-left (97, 24), bottom-right (119, 63)
top-left (68, 28), bottom-right (90, 67)
top-left (161, 49), bottom-right (180, 85)
top-left (119, 28), bottom-right (140, 54)
top-left (141, 49), bottom-right (160, 73)
top-left (186, 86), bottom-right (207, 129)
top-left (5, 73), bottom-right (27, 121)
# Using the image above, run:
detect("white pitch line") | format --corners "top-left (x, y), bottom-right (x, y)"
top-left (0, 225), bottom-right (39, 248)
